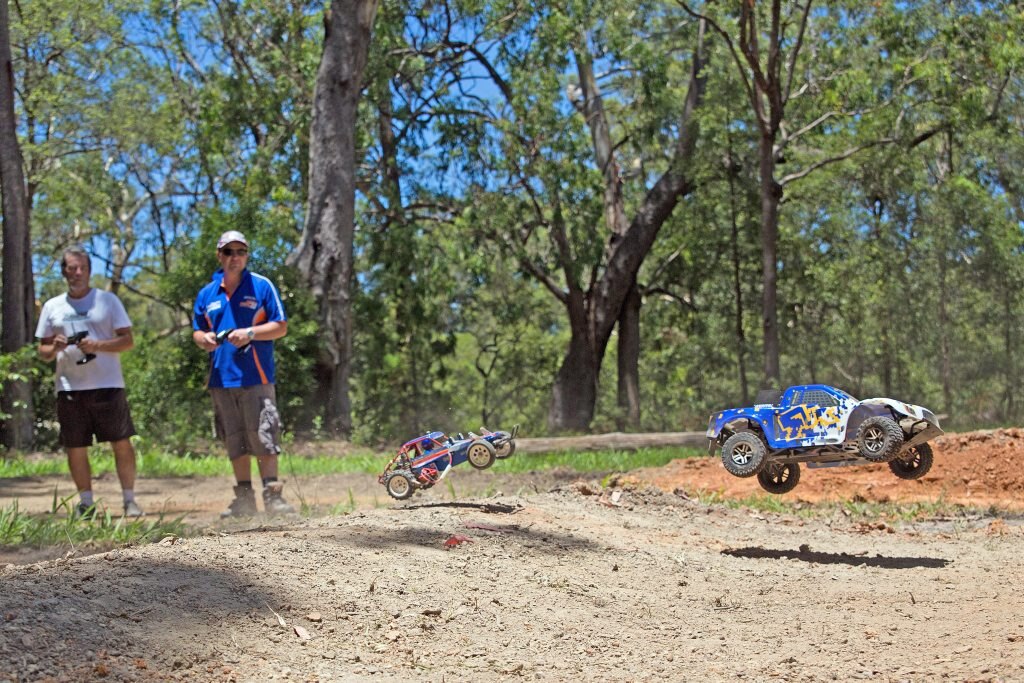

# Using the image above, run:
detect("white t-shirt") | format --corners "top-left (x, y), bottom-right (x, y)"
top-left (35, 289), bottom-right (132, 392)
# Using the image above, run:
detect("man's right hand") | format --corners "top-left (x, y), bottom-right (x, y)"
top-left (38, 334), bottom-right (68, 362)
top-left (195, 331), bottom-right (218, 352)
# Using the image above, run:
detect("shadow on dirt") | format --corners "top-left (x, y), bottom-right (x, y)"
top-left (0, 555), bottom-right (287, 679)
top-left (394, 501), bottom-right (524, 514)
top-left (722, 545), bottom-right (950, 569)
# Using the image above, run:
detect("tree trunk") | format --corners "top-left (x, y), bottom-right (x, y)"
top-left (726, 144), bottom-right (749, 405)
top-left (616, 281), bottom-right (641, 430)
top-left (575, 47), bottom-right (638, 431)
top-left (548, 291), bottom-right (598, 432)
top-left (546, 20), bottom-right (707, 432)
top-left (0, 0), bottom-right (34, 451)
top-left (376, 84), bottom-right (422, 432)
top-left (758, 133), bottom-right (782, 389)
top-left (288, 0), bottom-right (378, 437)
top-left (1002, 288), bottom-right (1016, 420)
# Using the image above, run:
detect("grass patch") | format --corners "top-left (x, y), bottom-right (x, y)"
top-left (0, 444), bottom-right (383, 480)
top-left (0, 493), bottom-right (190, 549)
top-left (1, 444), bottom-right (702, 480)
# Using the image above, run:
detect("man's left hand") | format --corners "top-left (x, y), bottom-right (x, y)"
top-left (77, 337), bottom-right (100, 354)
top-left (227, 329), bottom-right (252, 347)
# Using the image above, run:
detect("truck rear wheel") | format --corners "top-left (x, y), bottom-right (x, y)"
top-left (889, 442), bottom-right (934, 480)
top-left (466, 440), bottom-right (496, 469)
top-left (757, 462), bottom-right (801, 494)
top-left (857, 416), bottom-right (904, 463)
top-left (721, 431), bottom-right (769, 477)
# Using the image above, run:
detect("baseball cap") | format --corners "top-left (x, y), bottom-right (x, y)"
top-left (216, 230), bottom-right (249, 250)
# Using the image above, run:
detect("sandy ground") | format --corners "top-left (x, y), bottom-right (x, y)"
top-left (2, 429), bottom-right (1024, 682)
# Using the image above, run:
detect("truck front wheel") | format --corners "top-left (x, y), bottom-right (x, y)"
top-left (721, 431), bottom-right (769, 477)
top-left (857, 416), bottom-right (904, 462)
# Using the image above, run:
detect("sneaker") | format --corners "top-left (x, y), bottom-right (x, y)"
top-left (262, 482), bottom-right (296, 515)
top-left (123, 500), bottom-right (145, 518)
top-left (220, 485), bottom-right (258, 518)
top-left (75, 502), bottom-right (97, 521)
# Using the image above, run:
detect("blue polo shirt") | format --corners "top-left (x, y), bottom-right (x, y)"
top-left (193, 269), bottom-right (287, 388)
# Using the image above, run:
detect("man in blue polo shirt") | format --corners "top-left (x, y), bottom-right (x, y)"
top-left (192, 230), bottom-right (295, 517)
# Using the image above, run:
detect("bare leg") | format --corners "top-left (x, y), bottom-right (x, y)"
top-left (110, 438), bottom-right (137, 491)
top-left (256, 455), bottom-right (278, 481)
top-left (231, 455), bottom-right (253, 483)
top-left (66, 447), bottom-right (92, 492)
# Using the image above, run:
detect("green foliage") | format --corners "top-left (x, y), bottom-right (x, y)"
top-left (1, 346), bottom-right (58, 451)
top-left (0, 443), bottom-right (697, 480)
top-left (0, 437), bottom-right (384, 478)
top-left (0, 495), bottom-right (189, 549)
top-left (7, 0), bottom-right (1024, 449)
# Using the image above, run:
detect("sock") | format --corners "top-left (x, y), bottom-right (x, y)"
top-left (236, 480), bottom-right (253, 490)
top-left (79, 491), bottom-right (94, 506)
top-left (262, 477), bottom-right (278, 488)
top-left (122, 489), bottom-right (135, 504)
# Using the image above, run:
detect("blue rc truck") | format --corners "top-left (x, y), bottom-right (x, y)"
top-left (706, 385), bottom-right (943, 495)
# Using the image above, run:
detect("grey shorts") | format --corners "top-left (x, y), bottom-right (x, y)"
top-left (210, 384), bottom-right (282, 459)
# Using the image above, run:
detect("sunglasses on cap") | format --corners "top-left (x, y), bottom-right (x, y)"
top-left (220, 248), bottom-right (249, 256)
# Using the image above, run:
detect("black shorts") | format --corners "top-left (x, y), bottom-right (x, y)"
top-left (56, 388), bottom-right (137, 448)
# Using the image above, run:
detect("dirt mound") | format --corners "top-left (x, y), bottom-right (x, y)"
top-left (635, 428), bottom-right (1024, 511)
top-left (3, 488), bottom-right (1023, 682)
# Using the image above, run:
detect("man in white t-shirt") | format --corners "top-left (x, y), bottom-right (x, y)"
top-left (35, 246), bottom-right (144, 518)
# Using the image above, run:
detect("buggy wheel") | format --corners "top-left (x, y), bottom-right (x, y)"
top-left (757, 462), bottom-right (801, 495)
top-left (721, 431), bottom-right (769, 478)
top-left (889, 442), bottom-right (934, 480)
top-left (384, 472), bottom-right (416, 500)
top-left (494, 433), bottom-right (516, 459)
top-left (466, 440), bottom-right (496, 469)
top-left (857, 416), bottom-right (904, 462)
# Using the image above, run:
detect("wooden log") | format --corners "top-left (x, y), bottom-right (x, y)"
top-left (513, 431), bottom-right (708, 455)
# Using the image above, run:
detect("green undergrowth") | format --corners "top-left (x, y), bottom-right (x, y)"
top-left (0, 445), bottom-right (382, 479)
top-left (0, 444), bottom-right (703, 480)
top-left (0, 493), bottom-right (189, 549)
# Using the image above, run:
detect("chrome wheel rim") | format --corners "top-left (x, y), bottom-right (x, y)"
top-left (864, 427), bottom-right (885, 453)
top-left (730, 442), bottom-right (755, 466)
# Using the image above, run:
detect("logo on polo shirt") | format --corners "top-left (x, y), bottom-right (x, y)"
top-left (206, 300), bottom-right (223, 312)
top-left (240, 298), bottom-right (258, 309)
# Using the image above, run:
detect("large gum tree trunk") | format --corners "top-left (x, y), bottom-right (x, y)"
top-left (547, 20), bottom-right (707, 432)
top-left (288, 0), bottom-right (379, 437)
top-left (548, 321), bottom-right (599, 432)
top-left (0, 0), bottom-right (34, 451)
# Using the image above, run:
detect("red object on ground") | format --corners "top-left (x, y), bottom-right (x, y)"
top-left (444, 534), bottom-right (473, 548)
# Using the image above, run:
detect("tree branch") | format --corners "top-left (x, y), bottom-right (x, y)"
top-left (779, 137), bottom-right (897, 186)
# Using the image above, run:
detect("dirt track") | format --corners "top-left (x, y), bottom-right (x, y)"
top-left (2, 430), bottom-right (1024, 681)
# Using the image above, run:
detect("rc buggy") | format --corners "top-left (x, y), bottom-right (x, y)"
top-left (378, 426), bottom-right (519, 500)
top-left (706, 385), bottom-right (942, 495)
